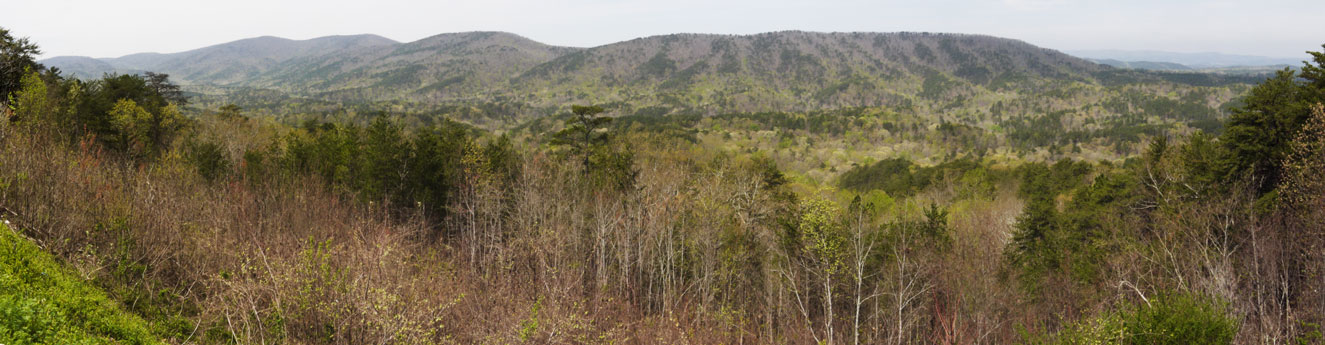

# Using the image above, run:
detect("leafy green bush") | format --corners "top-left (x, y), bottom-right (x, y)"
top-left (1032, 292), bottom-right (1238, 345)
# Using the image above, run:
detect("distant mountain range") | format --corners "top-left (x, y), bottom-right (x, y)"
top-left (1087, 59), bottom-right (1193, 71)
top-left (40, 31), bottom-right (1258, 122)
top-left (46, 34), bottom-right (402, 83)
top-left (1067, 49), bottom-right (1301, 69)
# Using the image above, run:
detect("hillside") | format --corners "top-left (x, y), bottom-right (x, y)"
top-left (251, 31), bottom-right (581, 100)
top-left (40, 56), bottom-right (127, 78)
top-left (44, 31), bottom-right (1228, 112)
top-left (46, 34), bottom-right (401, 84)
top-left (11, 21), bottom-right (1325, 344)
top-left (0, 223), bottom-right (159, 344)
top-left (42, 31), bottom-right (1259, 138)
top-left (505, 31), bottom-right (1109, 113)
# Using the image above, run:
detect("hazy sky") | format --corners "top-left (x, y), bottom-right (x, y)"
top-left (9, 0), bottom-right (1324, 59)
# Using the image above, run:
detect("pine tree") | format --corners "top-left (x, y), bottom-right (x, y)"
top-left (550, 105), bottom-right (611, 170)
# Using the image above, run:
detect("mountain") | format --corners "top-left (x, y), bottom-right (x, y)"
top-left (40, 56), bottom-right (126, 78)
top-left (1090, 59), bottom-right (1192, 71)
top-left (43, 34), bottom-right (400, 83)
top-left (1068, 49), bottom-right (1300, 68)
top-left (120, 34), bottom-right (400, 84)
top-left (45, 31), bottom-right (1118, 112)
top-left (249, 32), bottom-right (580, 100)
top-left (508, 31), bottom-right (1107, 112)
top-left (40, 31), bottom-right (1254, 129)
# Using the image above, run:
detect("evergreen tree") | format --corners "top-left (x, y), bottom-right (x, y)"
top-left (1220, 45), bottom-right (1325, 195)
top-left (551, 105), bottom-right (611, 170)
top-left (360, 115), bottom-right (408, 202)
top-left (1, 27), bottom-right (42, 104)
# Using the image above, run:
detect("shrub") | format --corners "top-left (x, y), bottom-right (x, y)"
top-left (1033, 292), bottom-right (1238, 345)
top-left (186, 140), bottom-right (231, 182)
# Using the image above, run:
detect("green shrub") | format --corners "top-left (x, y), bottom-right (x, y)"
top-left (1032, 292), bottom-right (1238, 345)
top-left (1125, 293), bottom-right (1238, 345)
top-left (187, 140), bottom-right (231, 182)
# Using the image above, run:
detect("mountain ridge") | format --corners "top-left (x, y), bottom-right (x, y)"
top-left (1067, 49), bottom-right (1301, 68)
top-left (39, 31), bottom-right (1255, 126)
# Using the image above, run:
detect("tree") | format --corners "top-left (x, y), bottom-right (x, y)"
top-left (845, 196), bottom-right (884, 345)
top-left (144, 72), bottom-right (187, 106)
top-left (187, 139), bottom-right (232, 182)
top-left (1007, 193), bottom-right (1060, 293)
top-left (359, 115), bottom-right (408, 203)
top-left (11, 70), bottom-right (51, 124)
top-left (551, 105), bottom-right (612, 170)
top-left (791, 197), bottom-right (846, 344)
top-left (1221, 45), bottom-right (1325, 195)
top-left (78, 74), bottom-right (169, 140)
top-left (1, 27), bottom-right (42, 104)
top-left (1279, 104), bottom-right (1325, 321)
top-left (108, 99), bottom-right (153, 153)
top-left (103, 97), bottom-right (183, 158)
top-left (217, 104), bottom-right (244, 120)
top-left (407, 121), bottom-right (469, 233)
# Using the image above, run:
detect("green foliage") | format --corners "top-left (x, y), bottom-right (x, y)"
top-left (548, 105), bottom-right (640, 191)
top-left (839, 158), bottom-right (919, 196)
top-left (11, 71), bottom-right (190, 159)
top-left (839, 157), bottom-right (1002, 199)
top-left (77, 74), bottom-right (177, 131)
top-left (551, 105), bottom-right (612, 168)
top-left (1295, 322), bottom-right (1323, 345)
top-left (1280, 104), bottom-right (1325, 209)
top-left (0, 224), bottom-right (159, 345)
top-left (1007, 194), bottom-right (1060, 292)
top-left (798, 198), bottom-right (846, 273)
top-left (359, 115), bottom-right (409, 201)
top-left (1032, 292), bottom-right (1238, 345)
top-left (920, 202), bottom-right (951, 246)
top-left (108, 99), bottom-right (154, 153)
top-left (292, 238), bottom-right (349, 343)
top-left (276, 117), bottom-right (480, 226)
top-left (920, 71), bottom-right (960, 100)
top-left (405, 123), bottom-right (471, 220)
top-left (640, 52), bottom-right (677, 77)
top-left (518, 298), bottom-right (543, 342)
top-left (1176, 132), bottom-right (1223, 195)
top-left (186, 139), bottom-right (231, 182)
top-left (1, 27), bottom-right (42, 102)
top-left (1007, 159), bottom-right (1127, 293)
top-left (588, 144), bottom-right (639, 192)
top-left (11, 70), bottom-right (51, 124)
top-left (142, 72), bottom-right (186, 107)
top-left (1220, 45), bottom-right (1325, 194)
top-left (1016, 159), bottom-right (1092, 200)
top-left (8, 30), bottom-right (1323, 345)
top-left (216, 104), bottom-right (244, 120)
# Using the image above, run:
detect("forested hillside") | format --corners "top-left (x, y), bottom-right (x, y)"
top-left (7, 25), bottom-right (1325, 344)
top-left (47, 31), bottom-right (1257, 130)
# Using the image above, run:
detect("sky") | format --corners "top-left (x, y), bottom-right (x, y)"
top-left (8, 0), bottom-right (1324, 59)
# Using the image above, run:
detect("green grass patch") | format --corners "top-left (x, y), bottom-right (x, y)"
top-left (0, 223), bottom-right (160, 345)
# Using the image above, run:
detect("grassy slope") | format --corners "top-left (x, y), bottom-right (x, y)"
top-left (0, 223), bottom-right (159, 345)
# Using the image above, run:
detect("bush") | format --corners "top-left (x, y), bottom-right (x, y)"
top-left (1034, 292), bottom-right (1238, 345)
top-left (186, 140), bottom-right (231, 182)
